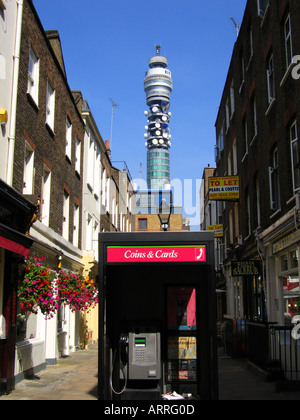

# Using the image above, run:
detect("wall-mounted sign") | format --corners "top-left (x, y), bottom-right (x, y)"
top-left (231, 260), bottom-right (261, 276)
top-left (106, 245), bottom-right (206, 263)
top-left (208, 176), bottom-right (239, 201)
top-left (208, 224), bottom-right (223, 238)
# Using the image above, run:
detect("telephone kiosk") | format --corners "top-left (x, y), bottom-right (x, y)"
top-left (110, 325), bottom-right (161, 400)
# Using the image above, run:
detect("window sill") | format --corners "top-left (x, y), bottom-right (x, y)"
top-left (45, 122), bottom-right (55, 137)
top-left (265, 98), bottom-right (276, 116)
top-left (270, 208), bottom-right (281, 219)
top-left (280, 62), bottom-right (295, 87)
top-left (26, 92), bottom-right (39, 112)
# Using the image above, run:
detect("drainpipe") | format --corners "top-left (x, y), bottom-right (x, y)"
top-left (6, 0), bottom-right (23, 186)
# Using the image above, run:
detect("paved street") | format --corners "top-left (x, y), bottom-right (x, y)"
top-left (1, 344), bottom-right (300, 400)
top-left (0, 343), bottom-right (98, 401)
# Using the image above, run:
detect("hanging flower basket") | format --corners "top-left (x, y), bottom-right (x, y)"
top-left (18, 254), bottom-right (58, 319)
top-left (18, 254), bottom-right (99, 319)
top-left (56, 270), bottom-right (99, 313)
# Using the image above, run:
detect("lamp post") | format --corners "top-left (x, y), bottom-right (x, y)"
top-left (158, 197), bottom-right (172, 231)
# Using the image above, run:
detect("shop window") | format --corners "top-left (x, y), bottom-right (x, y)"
top-left (280, 248), bottom-right (299, 325)
top-left (167, 287), bottom-right (197, 383)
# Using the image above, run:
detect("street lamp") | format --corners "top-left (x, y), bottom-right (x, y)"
top-left (158, 197), bottom-right (172, 231)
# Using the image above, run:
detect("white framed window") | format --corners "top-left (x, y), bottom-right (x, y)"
top-left (225, 99), bottom-right (230, 132)
top-left (86, 213), bottom-right (93, 250)
top-left (233, 138), bottom-right (238, 175)
top-left (46, 80), bottom-right (55, 131)
top-left (27, 45), bottom-right (39, 105)
top-left (93, 220), bottom-right (99, 258)
top-left (290, 121), bottom-right (300, 193)
top-left (73, 203), bottom-right (79, 247)
top-left (267, 54), bottom-right (275, 104)
top-left (75, 136), bottom-right (81, 175)
top-left (257, 0), bottom-right (269, 17)
top-left (246, 189), bottom-right (251, 237)
top-left (230, 80), bottom-right (235, 117)
top-left (242, 117), bottom-right (248, 159)
top-left (41, 165), bottom-right (51, 227)
top-left (65, 116), bottom-right (72, 161)
top-left (251, 96), bottom-right (258, 141)
top-left (62, 189), bottom-right (70, 241)
top-left (284, 14), bottom-right (293, 70)
top-left (23, 141), bottom-right (35, 195)
top-left (269, 148), bottom-right (280, 211)
top-left (255, 175), bottom-right (261, 228)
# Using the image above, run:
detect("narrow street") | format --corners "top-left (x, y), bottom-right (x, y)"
top-left (1, 343), bottom-right (300, 401)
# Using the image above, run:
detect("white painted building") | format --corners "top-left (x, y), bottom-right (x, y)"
top-left (0, 0), bottom-right (22, 184)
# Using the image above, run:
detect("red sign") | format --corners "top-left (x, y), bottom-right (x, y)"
top-left (106, 245), bottom-right (206, 263)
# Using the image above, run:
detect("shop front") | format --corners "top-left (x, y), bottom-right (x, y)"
top-left (261, 217), bottom-right (300, 381)
top-left (98, 231), bottom-right (218, 401)
top-left (0, 180), bottom-right (36, 394)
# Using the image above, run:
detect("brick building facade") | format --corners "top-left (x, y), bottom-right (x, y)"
top-left (0, 0), bottom-right (135, 389)
top-left (206, 0), bottom-right (300, 370)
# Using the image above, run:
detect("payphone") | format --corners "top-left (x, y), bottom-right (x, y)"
top-left (111, 325), bottom-right (161, 396)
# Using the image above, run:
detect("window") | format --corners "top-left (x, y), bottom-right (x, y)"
top-left (41, 165), bottom-right (51, 227)
top-left (233, 138), bottom-right (238, 175)
top-left (280, 249), bottom-right (299, 325)
top-left (239, 50), bottom-right (245, 92)
top-left (65, 115), bottom-right (72, 161)
top-left (75, 136), bottom-right (81, 175)
top-left (251, 96), bottom-right (258, 142)
top-left (93, 220), bottom-right (99, 257)
top-left (23, 141), bottom-right (35, 194)
top-left (46, 81), bottom-right (55, 131)
top-left (242, 117), bottom-right (248, 159)
top-left (290, 121), bottom-right (300, 192)
top-left (257, 0), bottom-right (269, 17)
top-left (62, 189), bottom-right (69, 240)
top-left (138, 218), bottom-right (147, 230)
top-left (267, 54), bottom-right (275, 104)
top-left (27, 46), bottom-right (39, 104)
top-left (269, 148), bottom-right (280, 211)
top-left (246, 188), bottom-right (251, 237)
top-left (73, 203), bottom-right (79, 247)
top-left (284, 14), bottom-right (293, 70)
top-left (255, 174), bottom-right (261, 228)
top-left (230, 81), bottom-right (235, 117)
top-left (86, 214), bottom-right (93, 250)
top-left (225, 99), bottom-right (230, 132)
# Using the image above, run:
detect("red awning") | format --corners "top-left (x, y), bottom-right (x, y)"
top-left (0, 235), bottom-right (31, 258)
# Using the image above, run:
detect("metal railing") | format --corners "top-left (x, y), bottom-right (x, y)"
top-left (270, 326), bottom-right (300, 381)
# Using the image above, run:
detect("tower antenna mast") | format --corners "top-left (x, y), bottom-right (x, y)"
top-left (109, 98), bottom-right (118, 156)
top-left (231, 17), bottom-right (240, 38)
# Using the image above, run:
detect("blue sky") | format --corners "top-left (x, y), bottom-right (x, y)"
top-left (33, 0), bottom-right (247, 228)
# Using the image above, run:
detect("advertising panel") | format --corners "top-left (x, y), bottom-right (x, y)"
top-left (208, 176), bottom-right (239, 201)
top-left (106, 245), bottom-right (206, 263)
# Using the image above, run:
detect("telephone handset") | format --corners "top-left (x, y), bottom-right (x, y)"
top-left (110, 326), bottom-right (161, 395)
top-left (119, 333), bottom-right (128, 365)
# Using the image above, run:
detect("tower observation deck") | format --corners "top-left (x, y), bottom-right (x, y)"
top-left (144, 45), bottom-right (173, 190)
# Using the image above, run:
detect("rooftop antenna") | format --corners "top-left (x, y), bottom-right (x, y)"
top-left (109, 98), bottom-right (118, 156)
top-left (231, 17), bottom-right (240, 38)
